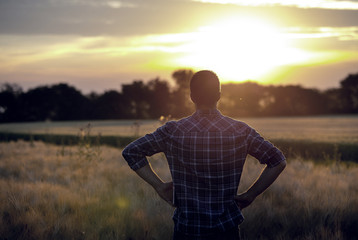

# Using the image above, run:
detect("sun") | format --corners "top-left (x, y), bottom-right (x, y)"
top-left (175, 16), bottom-right (313, 83)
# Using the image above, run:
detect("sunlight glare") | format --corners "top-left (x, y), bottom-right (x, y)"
top-left (175, 17), bottom-right (314, 83)
top-left (193, 0), bottom-right (358, 10)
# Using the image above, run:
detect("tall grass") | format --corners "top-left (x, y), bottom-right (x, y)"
top-left (0, 141), bottom-right (357, 239)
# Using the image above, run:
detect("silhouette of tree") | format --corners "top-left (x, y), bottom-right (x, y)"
top-left (323, 88), bottom-right (344, 114)
top-left (220, 82), bottom-right (264, 117)
top-left (170, 69), bottom-right (194, 117)
top-left (19, 83), bottom-right (89, 121)
top-left (147, 78), bottom-right (171, 118)
top-left (339, 73), bottom-right (358, 113)
top-left (121, 81), bottom-right (151, 119)
top-left (93, 90), bottom-right (126, 119)
top-left (51, 83), bottom-right (89, 120)
top-left (1, 70), bottom-right (357, 122)
top-left (261, 85), bottom-right (328, 116)
top-left (172, 69), bottom-right (193, 91)
top-left (0, 83), bottom-right (23, 122)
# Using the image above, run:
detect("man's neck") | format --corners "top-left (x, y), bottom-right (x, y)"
top-left (195, 104), bottom-right (217, 111)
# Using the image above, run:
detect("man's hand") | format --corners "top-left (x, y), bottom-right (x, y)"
top-left (134, 165), bottom-right (175, 207)
top-left (235, 160), bottom-right (286, 210)
top-left (155, 182), bottom-right (175, 207)
top-left (234, 192), bottom-right (256, 210)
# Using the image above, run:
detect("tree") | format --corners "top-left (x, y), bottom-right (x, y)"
top-left (0, 83), bottom-right (23, 122)
top-left (147, 78), bottom-right (171, 118)
top-left (170, 69), bottom-right (194, 118)
top-left (323, 88), bottom-right (345, 114)
top-left (93, 90), bottom-right (126, 119)
top-left (261, 85), bottom-right (328, 116)
top-left (20, 83), bottom-right (89, 121)
top-left (172, 69), bottom-right (193, 91)
top-left (121, 81), bottom-right (151, 119)
top-left (1, 69), bottom-right (356, 122)
top-left (51, 83), bottom-right (90, 120)
top-left (339, 73), bottom-right (358, 113)
top-left (220, 82), bottom-right (265, 117)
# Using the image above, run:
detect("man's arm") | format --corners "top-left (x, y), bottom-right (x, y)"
top-left (121, 123), bottom-right (175, 206)
top-left (235, 160), bottom-right (286, 209)
top-left (135, 164), bottom-right (175, 207)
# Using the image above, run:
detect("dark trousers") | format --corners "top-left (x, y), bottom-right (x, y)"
top-left (173, 227), bottom-right (241, 240)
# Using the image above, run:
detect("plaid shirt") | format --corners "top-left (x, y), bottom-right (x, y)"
top-left (122, 109), bottom-right (285, 237)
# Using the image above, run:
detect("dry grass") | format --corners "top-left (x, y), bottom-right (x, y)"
top-left (238, 158), bottom-right (358, 239)
top-left (0, 141), bottom-right (357, 240)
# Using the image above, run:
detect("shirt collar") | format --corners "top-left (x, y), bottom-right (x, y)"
top-left (193, 108), bottom-right (221, 118)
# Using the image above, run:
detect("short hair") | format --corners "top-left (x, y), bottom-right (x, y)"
top-left (190, 70), bottom-right (221, 105)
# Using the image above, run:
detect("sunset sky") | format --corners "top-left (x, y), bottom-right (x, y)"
top-left (1, 0), bottom-right (357, 93)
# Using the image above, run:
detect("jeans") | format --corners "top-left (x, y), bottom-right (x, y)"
top-left (173, 227), bottom-right (241, 240)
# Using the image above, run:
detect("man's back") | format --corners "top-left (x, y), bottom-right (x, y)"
top-left (164, 109), bottom-right (246, 236)
top-left (123, 109), bottom-right (285, 237)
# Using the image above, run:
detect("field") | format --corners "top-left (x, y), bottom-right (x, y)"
top-left (1, 116), bottom-right (358, 239)
top-left (1, 115), bottom-right (357, 143)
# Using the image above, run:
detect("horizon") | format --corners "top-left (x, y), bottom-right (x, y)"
top-left (1, 72), bottom-right (353, 95)
top-left (1, 0), bottom-right (358, 94)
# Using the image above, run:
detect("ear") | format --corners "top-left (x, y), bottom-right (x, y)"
top-left (216, 91), bottom-right (221, 101)
top-left (190, 92), bottom-right (197, 103)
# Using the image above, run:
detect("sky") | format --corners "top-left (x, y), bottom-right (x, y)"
top-left (0, 0), bottom-right (357, 93)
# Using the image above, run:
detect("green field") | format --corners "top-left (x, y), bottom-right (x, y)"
top-left (0, 115), bottom-right (357, 143)
top-left (1, 115), bottom-right (357, 163)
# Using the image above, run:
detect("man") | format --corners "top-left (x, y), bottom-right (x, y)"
top-left (122, 70), bottom-right (286, 240)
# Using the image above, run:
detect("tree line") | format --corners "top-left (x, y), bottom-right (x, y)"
top-left (0, 69), bottom-right (357, 122)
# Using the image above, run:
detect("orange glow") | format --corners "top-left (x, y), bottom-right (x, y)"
top-left (1, 13), bottom-right (357, 90)
top-left (193, 0), bottom-right (358, 10)
top-left (172, 16), bottom-right (315, 83)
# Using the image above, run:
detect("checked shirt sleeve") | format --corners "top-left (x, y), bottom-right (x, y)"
top-left (122, 123), bottom-right (171, 171)
top-left (246, 126), bottom-right (285, 168)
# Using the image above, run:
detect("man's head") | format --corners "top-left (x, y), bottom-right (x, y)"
top-left (190, 70), bottom-right (221, 107)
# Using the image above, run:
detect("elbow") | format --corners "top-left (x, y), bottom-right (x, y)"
top-left (122, 145), bottom-right (131, 160)
top-left (278, 160), bottom-right (287, 172)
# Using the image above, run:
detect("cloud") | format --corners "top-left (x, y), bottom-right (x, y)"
top-left (0, 0), bottom-right (149, 36)
top-left (281, 26), bottom-right (358, 53)
top-left (106, 1), bottom-right (137, 9)
top-left (192, 0), bottom-right (358, 10)
top-left (286, 27), bottom-right (358, 40)
top-left (1, 0), bottom-right (357, 36)
top-left (0, 0), bottom-right (357, 93)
